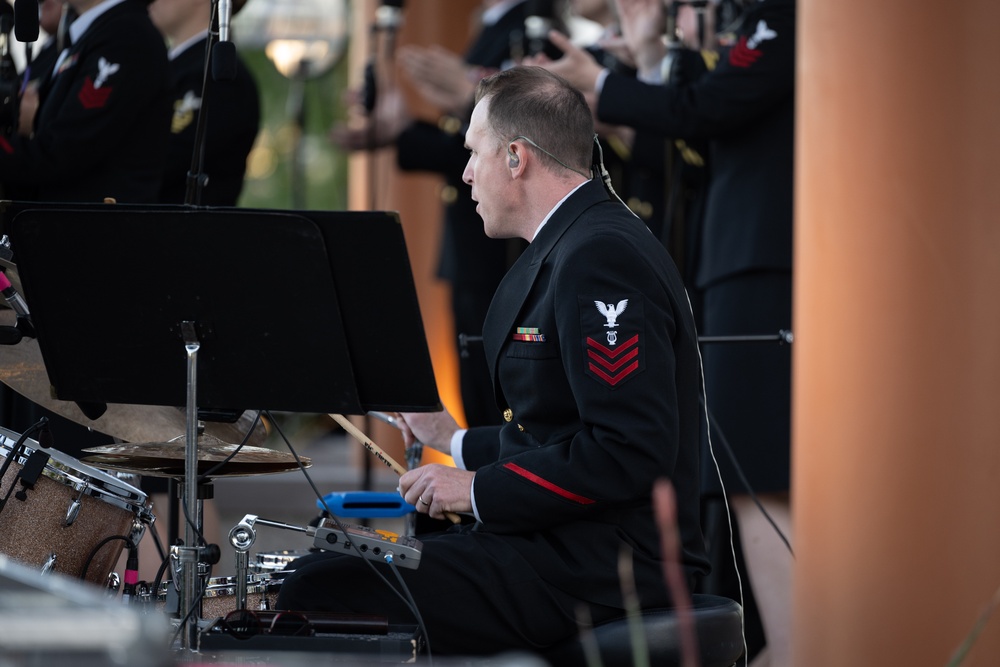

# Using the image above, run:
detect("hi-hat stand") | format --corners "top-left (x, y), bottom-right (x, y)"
top-left (1, 201), bottom-right (441, 651)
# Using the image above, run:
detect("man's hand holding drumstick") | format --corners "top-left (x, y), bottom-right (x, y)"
top-left (331, 411), bottom-right (472, 524)
top-left (394, 411), bottom-right (474, 524)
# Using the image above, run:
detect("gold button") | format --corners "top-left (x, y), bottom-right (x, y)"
top-left (517, 424), bottom-right (524, 432)
top-left (441, 185), bottom-right (458, 204)
top-left (503, 408), bottom-right (513, 422)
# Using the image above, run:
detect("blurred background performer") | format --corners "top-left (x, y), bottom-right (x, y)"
top-left (0, 0), bottom-right (171, 202)
top-left (0, 0), bottom-right (171, 459)
top-left (333, 0), bottom-right (567, 429)
top-left (532, 0), bottom-right (796, 664)
top-left (148, 0), bottom-right (261, 205)
top-left (25, 0), bottom-right (74, 86)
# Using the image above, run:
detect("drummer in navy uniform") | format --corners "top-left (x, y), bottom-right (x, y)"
top-left (277, 67), bottom-right (709, 657)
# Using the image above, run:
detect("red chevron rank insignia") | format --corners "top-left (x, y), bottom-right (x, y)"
top-left (79, 77), bottom-right (112, 110)
top-left (586, 334), bottom-right (641, 387)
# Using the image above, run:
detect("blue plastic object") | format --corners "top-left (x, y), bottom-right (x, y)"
top-left (317, 491), bottom-right (416, 518)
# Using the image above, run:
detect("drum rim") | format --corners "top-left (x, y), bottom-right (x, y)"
top-left (0, 427), bottom-right (149, 513)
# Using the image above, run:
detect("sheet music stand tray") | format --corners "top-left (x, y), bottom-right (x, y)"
top-left (2, 201), bottom-right (441, 648)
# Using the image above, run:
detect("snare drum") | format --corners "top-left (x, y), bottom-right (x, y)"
top-left (252, 549), bottom-right (311, 574)
top-left (0, 426), bottom-right (152, 586)
top-left (156, 573), bottom-right (284, 618)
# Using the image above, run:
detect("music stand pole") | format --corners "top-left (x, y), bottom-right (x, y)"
top-left (179, 321), bottom-right (202, 650)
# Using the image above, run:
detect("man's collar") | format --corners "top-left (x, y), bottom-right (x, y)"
top-left (169, 29), bottom-right (209, 61)
top-left (531, 179), bottom-right (590, 242)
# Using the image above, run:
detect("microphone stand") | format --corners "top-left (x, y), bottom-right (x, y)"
top-left (182, 2), bottom-right (224, 206)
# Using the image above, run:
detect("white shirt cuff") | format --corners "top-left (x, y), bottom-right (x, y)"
top-left (638, 56), bottom-right (670, 85)
top-left (450, 428), bottom-right (482, 522)
top-left (595, 67), bottom-right (610, 94)
top-left (451, 428), bottom-right (468, 469)
top-left (470, 477), bottom-right (482, 522)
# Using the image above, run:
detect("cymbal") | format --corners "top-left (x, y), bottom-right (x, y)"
top-left (80, 435), bottom-right (308, 478)
top-left (0, 308), bottom-right (267, 446)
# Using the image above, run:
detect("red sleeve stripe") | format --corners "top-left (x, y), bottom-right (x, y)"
top-left (502, 462), bottom-right (595, 504)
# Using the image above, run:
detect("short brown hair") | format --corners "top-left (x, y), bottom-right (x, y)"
top-left (475, 66), bottom-right (593, 175)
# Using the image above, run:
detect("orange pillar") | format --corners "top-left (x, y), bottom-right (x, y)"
top-left (345, 1), bottom-right (480, 463)
top-left (794, 1), bottom-right (1000, 664)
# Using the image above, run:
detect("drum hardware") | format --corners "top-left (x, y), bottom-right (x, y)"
top-left (2, 203), bottom-right (442, 653)
top-left (208, 608), bottom-right (391, 639)
top-left (0, 417), bottom-right (49, 516)
top-left (0, 426), bottom-right (153, 586)
top-left (65, 486), bottom-right (85, 525)
top-left (228, 513), bottom-right (423, 610)
top-left (1, 447), bottom-right (46, 506)
top-left (40, 552), bottom-right (55, 574)
top-left (107, 571), bottom-right (121, 596)
top-left (143, 573), bottom-right (284, 618)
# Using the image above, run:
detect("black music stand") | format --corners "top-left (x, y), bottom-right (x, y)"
top-left (1, 201), bottom-right (441, 648)
top-left (1, 202), bottom-right (440, 413)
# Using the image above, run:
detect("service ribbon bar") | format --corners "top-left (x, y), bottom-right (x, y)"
top-left (513, 327), bottom-right (546, 342)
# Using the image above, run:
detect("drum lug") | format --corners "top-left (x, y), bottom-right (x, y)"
top-left (64, 498), bottom-right (82, 526)
top-left (106, 571), bottom-right (121, 595)
top-left (41, 552), bottom-right (56, 574)
top-left (64, 484), bottom-right (89, 527)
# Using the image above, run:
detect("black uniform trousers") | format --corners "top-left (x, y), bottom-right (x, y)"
top-left (275, 525), bottom-right (622, 657)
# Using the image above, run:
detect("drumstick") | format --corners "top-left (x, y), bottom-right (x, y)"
top-left (330, 414), bottom-right (460, 524)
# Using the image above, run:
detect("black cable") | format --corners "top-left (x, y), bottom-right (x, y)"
top-left (151, 547), bottom-right (173, 611)
top-left (179, 490), bottom-right (209, 550)
top-left (263, 411), bottom-right (432, 657)
top-left (174, 411), bottom-right (264, 552)
top-left (198, 410), bottom-right (262, 483)
top-left (387, 555), bottom-right (432, 664)
top-left (148, 519), bottom-right (168, 564)
top-left (170, 589), bottom-right (207, 647)
top-left (79, 535), bottom-right (134, 583)
top-left (705, 407), bottom-right (794, 556)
